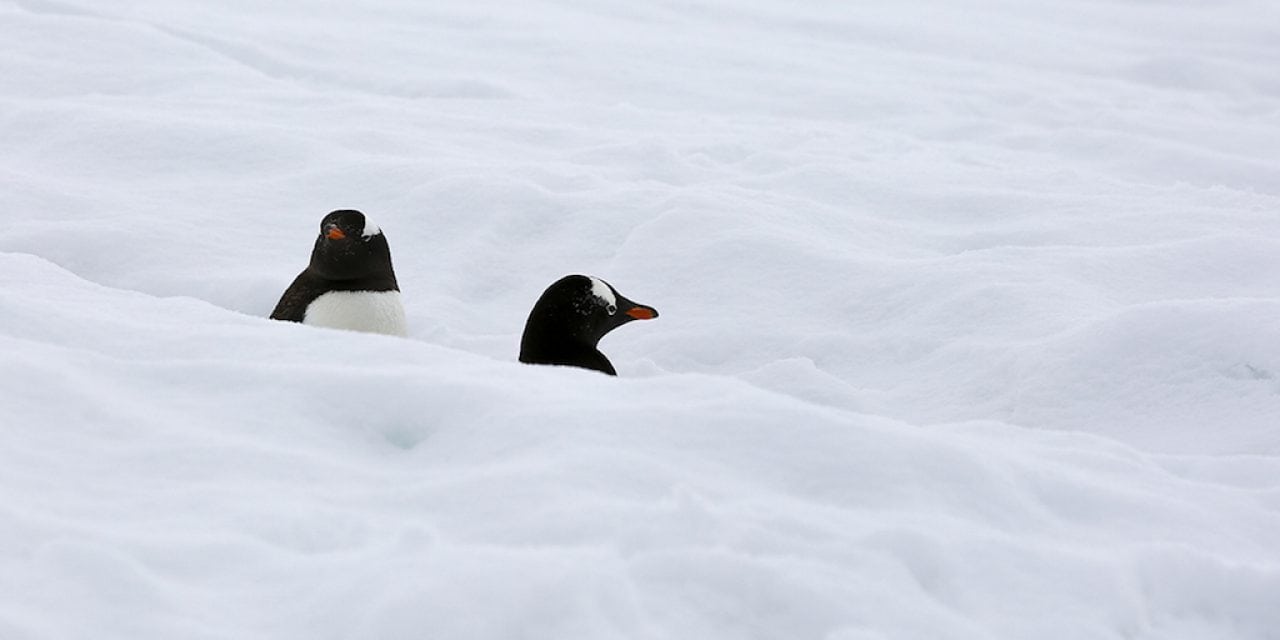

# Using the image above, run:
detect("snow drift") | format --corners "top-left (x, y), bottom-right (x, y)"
top-left (2, 0), bottom-right (1279, 638)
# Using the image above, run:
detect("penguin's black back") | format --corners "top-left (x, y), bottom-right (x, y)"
top-left (270, 210), bottom-right (399, 322)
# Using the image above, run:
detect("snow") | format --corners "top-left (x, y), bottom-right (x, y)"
top-left (2, 0), bottom-right (1280, 638)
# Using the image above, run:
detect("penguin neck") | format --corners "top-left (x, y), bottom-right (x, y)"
top-left (308, 254), bottom-right (398, 291)
top-left (520, 316), bottom-right (617, 375)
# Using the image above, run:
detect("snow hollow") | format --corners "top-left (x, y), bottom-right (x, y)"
top-left (2, 0), bottom-right (1279, 638)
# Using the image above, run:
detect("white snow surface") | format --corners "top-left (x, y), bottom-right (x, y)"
top-left (2, 0), bottom-right (1280, 638)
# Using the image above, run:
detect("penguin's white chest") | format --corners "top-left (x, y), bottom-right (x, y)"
top-left (303, 290), bottom-right (408, 337)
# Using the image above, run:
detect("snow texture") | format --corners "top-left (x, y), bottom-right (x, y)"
top-left (2, 0), bottom-right (1279, 639)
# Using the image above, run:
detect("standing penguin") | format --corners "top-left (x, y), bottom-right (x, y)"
top-left (519, 275), bottom-right (658, 375)
top-left (270, 209), bottom-right (408, 337)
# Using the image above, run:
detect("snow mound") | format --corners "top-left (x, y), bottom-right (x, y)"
top-left (3, 0), bottom-right (1280, 638)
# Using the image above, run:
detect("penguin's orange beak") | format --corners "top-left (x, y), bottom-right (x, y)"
top-left (326, 226), bottom-right (346, 240)
top-left (626, 306), bottom-right (657, 320)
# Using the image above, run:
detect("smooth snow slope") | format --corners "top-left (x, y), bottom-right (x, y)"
top-left (2, 0), bottom-right (1280, 639)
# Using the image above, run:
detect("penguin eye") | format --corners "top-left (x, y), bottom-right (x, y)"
top-left (606, 303), bottom-right (617, 315)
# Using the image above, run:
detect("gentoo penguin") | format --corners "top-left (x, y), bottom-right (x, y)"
top-left (519, 275), bottom-right (658, 375)
top-left (270, 209), bottom-right (408, 337)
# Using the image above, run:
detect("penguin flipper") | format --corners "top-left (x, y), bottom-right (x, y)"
top-left (270, 270), bottom-right (319, 322)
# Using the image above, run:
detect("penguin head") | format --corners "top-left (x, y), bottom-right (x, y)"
top-left (519, 274), bottom-right (658, 374)
top-left (308, 209), bottom-right (395, 281)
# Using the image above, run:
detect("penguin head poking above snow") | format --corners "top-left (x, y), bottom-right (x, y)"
top-left (519, 274), bottom-right (658, 376)
top-left (268, 209), bottom-right (406, 336)
top-left (307, 209), bottom-right (395, 282)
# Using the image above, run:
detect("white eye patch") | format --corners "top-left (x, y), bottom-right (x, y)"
top-left (589, 276), bottom-right (617, 314)
top-left (361, 215), bottom-right (382, 238)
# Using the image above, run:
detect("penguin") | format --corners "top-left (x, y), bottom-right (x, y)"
top-left (519, 275), bottom-right (658, 375)
top-left (270, 209), bottom-right (408, 337)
